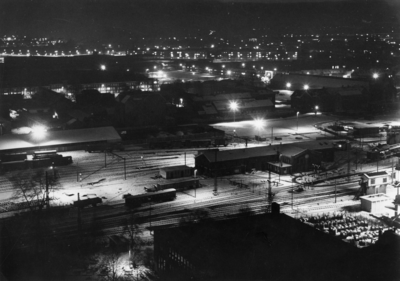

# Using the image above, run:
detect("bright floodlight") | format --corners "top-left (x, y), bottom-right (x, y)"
top-left (229, 101), bottom-right (238, 111)
top-left (286, 82), bottom-right (291, 88)
top-left (304, 84), bottom-right (309, 90)
top-left (253, 118), bottom-right (265, 130)
top-left (31, 125), bottom-right (47, 139)
top-left (373, 73), bottom-right (379, 79)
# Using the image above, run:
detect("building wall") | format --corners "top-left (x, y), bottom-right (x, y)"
top-left (160, 167), bottom-right (193, 179)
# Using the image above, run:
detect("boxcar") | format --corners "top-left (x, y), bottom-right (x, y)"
top-left (125, 188), bottom-right (176, 208)
top-left (33, 150), bottom-right (58, 159)
top-left (153, 178), bottom-right (199, 192)
top-left (0, 160), bottom-right (28, 172)
top-left (73, 197), bottom-right (103, 208)
top-left (0, 152), bottom-right (28, 162)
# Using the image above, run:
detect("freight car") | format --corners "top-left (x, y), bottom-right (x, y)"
top-left (146, 178), bottom-right (199, 192)
top-left (125, 188), bottom-right (176, 208)
top-left (0, 152), bottom-right (28, 162)
top-left (73, 197), bottom-right (103, 208)
top-left (0, 160), bottom-right (28, 172)
top-left (0, 155), bottom-right (73, 172)
top-left (33, 150), bottom-right (58, 159)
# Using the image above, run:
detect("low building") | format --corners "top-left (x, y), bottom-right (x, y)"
top-left (353, 124), bottom-right (380, 137)
top-left (291, 86), bottom-right (368, 114)
top-left (195, 141), bottom-right (334, 176)
top-left (360, 193), bottom-right (392, 213)
top-left (361, 171), bottom-right (391, 195)
top-left (159, 165), bottom-right (193, 179)
top-left (153, 212), bottom-right (400, 280)
top-left (272, 73), bottom-right (369, 90)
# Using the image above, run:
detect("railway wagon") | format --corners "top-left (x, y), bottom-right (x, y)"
top-left (0, 152), bottom-right (28, 162)
top-left (33, 150), bottom-right (58, 159)
top-left (52, 155), bottom-right (73, 166)
top-left (150, 178), bottom-right (199, 192)
top-left (29, 158), bottom-right (53, 169)
top-left (73, 197), bottom-right (103, 208)
top-left (125, 188), bottom-right (176, 208)
top-left (0, 160), bottom-right (28, 172)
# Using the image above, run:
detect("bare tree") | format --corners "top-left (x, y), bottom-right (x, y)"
top-left (96, 252), bottom-right (126, 281)
top-left (8, 168), bottom-right (61, 211)
top-left (122, 212), bottom-right (143, 251)
top-left (121, 212), bottom-right (143, 268)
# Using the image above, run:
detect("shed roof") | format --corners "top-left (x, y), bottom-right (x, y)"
top-left (196, 141), bottom-right (327, 163)
top-left (363, 171), bottom-right (389, 178)
top-left (0, 126), bottom-right (121, 152)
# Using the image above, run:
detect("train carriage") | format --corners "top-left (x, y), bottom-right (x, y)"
top-left (150, 178), bottom-right (199, 192)
top-left (125, 188), bottom-right (176, 208)
top-left (73, 197), bottom-right (103, 208)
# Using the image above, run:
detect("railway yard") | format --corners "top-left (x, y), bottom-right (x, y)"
top-left (1, 115), bottom-right (400, 280)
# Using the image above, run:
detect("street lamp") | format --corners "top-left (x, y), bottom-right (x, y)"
top-left (229, 101), bottom-right (239, 123)
top-left (296, 111), bottom-right (299, 132)
top-left (314, 105), bottom-right (319, 115)
top-left (304, 84), bottom-right (309, 90)
top-left (373, 73), bottom-right (379, 79)
top-left (286, 82), bottom-right (291, 89)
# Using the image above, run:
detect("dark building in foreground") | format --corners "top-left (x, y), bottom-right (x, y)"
top-left (153, 213), bottom-right (400, 281)
top-left (195, 140), bottom-right (334, 176)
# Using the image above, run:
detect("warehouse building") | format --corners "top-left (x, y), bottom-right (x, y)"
top-left (153, 212), bottom-right (400, 280)
top-left (195, 140), bottom-right (334, 176)
top-left (0, 126), bottom-right (121, 154)
top-left (159, 165), bottom-right (193, 179)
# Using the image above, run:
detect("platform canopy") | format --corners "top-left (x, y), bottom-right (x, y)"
top-left (0, 126), bottom-right (121, 152)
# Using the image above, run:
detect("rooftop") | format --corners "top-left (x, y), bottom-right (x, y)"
top-left (0, 126), bottom-right (121, 152)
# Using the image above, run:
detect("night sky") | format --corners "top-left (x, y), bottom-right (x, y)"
top-left (0, 0), bottom-right (398, 45)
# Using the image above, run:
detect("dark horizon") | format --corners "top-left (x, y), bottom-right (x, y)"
top-left (0, 0), bottom-right (398, 46)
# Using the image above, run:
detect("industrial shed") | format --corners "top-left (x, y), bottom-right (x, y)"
top-left (159, 165), bottom-right (193, 179)
top-left (360, 193), bottom-right (391, 213)
top-left (0, 126), bottom-right (121, 154)
top-left (195, 141), bottom-right (332, 176)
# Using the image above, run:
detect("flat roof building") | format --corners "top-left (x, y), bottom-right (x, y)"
top-left (0, 126), bottom-right (121, 154)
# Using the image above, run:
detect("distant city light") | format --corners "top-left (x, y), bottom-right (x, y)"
top-left (100, 65), bottom-right (106, 71)
top-left (373, 73), bottom-right (379, 79)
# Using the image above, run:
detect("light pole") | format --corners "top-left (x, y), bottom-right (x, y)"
top-left (296, 111), bottom-right (299, 132)
top-left (148, 198), bottom-right (152, 228)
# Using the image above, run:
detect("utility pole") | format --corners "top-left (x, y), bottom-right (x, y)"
top-left (213, 149), bottom-right (218, 195)
top-left (271, 127), bottom-right (273, 144)
top-left (347, 141), bottom-right (350, 181)
top-left (77, 193), bottom-right (82, 239)
top-left (45, 171), bottom-right (50, 209)
top-left (334, 178), bottom-right (337, 203)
